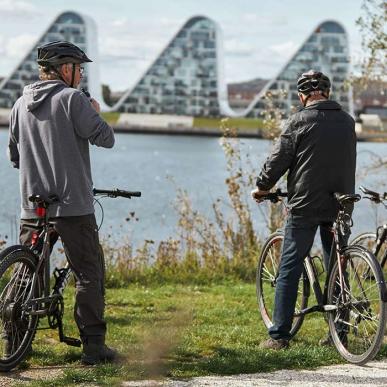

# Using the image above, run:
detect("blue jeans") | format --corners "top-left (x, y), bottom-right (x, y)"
top-left (269, 214), bottom-right (333, 340)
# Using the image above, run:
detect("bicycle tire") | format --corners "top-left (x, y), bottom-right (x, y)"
top-left (256, 231), bottom-right (309, 337)
top-left (0, 246), bottom-right (40, 371)
top-left (327, 245), bottom-right (387, 365)
top-left (350, 232), bottom-right (377, 252)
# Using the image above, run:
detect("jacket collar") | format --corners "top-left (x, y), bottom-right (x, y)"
top-left (303, 99), bottom-right (342, 111)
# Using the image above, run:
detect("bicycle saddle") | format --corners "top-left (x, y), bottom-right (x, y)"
top-left (334, 193), bottom-right (361, 206)
top-left (28, 194), bottom-right (60, 206)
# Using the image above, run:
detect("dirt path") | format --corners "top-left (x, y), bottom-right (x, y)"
top-left (1, 359), bottom-right (386, 386)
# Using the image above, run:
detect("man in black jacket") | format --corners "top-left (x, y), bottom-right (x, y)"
top-left (251, 70), bottom-right (356, 349)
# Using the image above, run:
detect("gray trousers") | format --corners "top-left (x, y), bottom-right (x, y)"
top-left (20, 214), bottom-right (106, 339)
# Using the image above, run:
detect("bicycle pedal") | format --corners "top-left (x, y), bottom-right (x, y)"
top-left (62, 336), bottom-right (81, 347)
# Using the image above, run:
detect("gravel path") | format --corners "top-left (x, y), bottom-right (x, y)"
top-left (1, 359), bottom-right (386, 386)
top-left (122, 360), bottom-right (387, 387)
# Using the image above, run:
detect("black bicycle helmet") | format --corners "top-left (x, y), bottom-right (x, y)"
top-left (37, 40), bottom-right (92, 66)
top-left (297, 70), bottom-right (331, 95)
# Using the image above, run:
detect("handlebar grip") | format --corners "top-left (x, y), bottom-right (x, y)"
top-left (93, 188), bottom-right (141, 198)
top-left (359, 186), bottom-right (381, 202)
top-left (118, 190), bottom-right (141, 198)
top-left (260, 189), bottom-right (287, 203)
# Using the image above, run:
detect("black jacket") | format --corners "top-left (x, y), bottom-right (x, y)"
top-left (256, 100), bottom-right (356, 220)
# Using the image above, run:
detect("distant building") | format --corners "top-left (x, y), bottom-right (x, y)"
top-left (244, 21), bottom-right (353, 118)
top-left (0, 11), bottom-right (104, 108)
top-left (114, 19), bottom-right (353, 118)
top-left (112, 16), bottom-right (232, 117)
top-left (227, 78), bottom-right (268, 110)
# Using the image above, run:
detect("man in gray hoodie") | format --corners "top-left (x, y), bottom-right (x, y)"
top-left (7, 41), bottom-right (116, 365)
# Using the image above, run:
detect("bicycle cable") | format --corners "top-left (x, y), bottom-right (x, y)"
top-left (93, 197), bottom-right (105, 231)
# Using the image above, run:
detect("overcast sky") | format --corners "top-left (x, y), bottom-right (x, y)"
top-left (0, 0), bottom-right (365, 91)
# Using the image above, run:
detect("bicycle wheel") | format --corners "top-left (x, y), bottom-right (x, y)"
top-left (0, 246), bottom-right (40, 371)
top-left (351, 232), bottom-right (387, 273)
top-left (256, 231), bottom-right (309, 337)
top-left (350, 232), bottom-right (377, 252)
top-left (327, 245), bottom-right (387, 365)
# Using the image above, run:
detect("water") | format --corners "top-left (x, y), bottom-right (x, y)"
top-left (1, 128), bottom-right (387, 247)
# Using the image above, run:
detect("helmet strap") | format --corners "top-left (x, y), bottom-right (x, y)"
top-left (70, 63), bottom-right (76, 88)
top-left (302, 94), bottom-right (310, 107)
top-left (50, 65), bottom-right (66, 84)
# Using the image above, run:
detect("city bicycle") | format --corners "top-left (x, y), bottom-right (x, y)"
top-left (256, 189), bottom-right (387, 364)
top-left (350, 186), bottom-right (387, 271)
top-left (0, 188), bottom-right (141, 371)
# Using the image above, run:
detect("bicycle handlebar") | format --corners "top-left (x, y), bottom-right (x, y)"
top-left (261, 189), bottom-right (288, 203)
top-left (359, 186), bottom-right (387, 203)
top-left (93, 188), bottom-right (141, 199)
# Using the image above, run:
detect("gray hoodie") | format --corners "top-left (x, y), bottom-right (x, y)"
top-left (8, 80), bottom-right (115, 219)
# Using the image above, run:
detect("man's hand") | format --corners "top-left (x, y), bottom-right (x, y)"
top-left (90, 98), bottom-right (101, 113)
top-left (251, 187), bottom-right (270, 203)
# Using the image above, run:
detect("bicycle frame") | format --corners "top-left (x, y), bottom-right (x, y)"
top-left (294, 208), bottom-right (352, 317)
top-left (374, 225), bottom-right (387, 268)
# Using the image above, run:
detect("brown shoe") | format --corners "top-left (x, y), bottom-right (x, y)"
top-left (259, 338), bottom-right (289, 350)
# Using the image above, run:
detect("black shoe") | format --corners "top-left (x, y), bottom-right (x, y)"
top-left (81, 344), bottom-right (118, 365)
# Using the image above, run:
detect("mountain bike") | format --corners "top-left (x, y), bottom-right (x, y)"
top-left (256, 189), bottom-right (387, 365)
top-left (0, 188), bottom-right (141, 371)
top-left (350, 186), bottom-right (387, 271)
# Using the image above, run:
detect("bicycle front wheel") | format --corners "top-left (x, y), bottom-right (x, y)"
top-left (256, 231), bottom-right (309, 337)
top-left (0, 246), bottom-right (40, 371)
top-left (327, 245), bottom-right (387, 365)
top-left (350, 232), bottom-right (377, 252)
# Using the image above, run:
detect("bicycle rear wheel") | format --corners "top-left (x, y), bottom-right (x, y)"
top-left (0, 246), bottom-right (40, 371)
top-left (256, 231), bottom-right (309, 337)
top-left (327, 245), bottom-right (387, 365)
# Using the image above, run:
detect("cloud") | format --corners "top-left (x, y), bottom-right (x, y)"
top-left (111, 18), bottom-right (129, 28)
top-left (0, 0), bottom-right (39, 18)
top-left (224, 39), bottom-right (255, 57)
top-left (5, 34), bottom-right (36, 59)
top-left (269, 41), bottom-right (298, 58)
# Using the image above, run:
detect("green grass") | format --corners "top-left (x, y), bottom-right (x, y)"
top-left (101, 112), bottom-right (120, 125)
top-left (193, 117), bottom-right (265, 130)
top-left (14, 281), bottom-right (387, 386)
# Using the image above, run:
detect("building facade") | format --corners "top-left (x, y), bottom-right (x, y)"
top-left (0, 11), bottom-right (103, 108)
top-left (244, 21), bottom-right (353, 118)
top-left (113, 16), bottom-right (232, 117)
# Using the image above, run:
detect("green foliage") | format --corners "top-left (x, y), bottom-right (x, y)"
top-left (193, 117), bottom-right (265, 130)
top-left (356, 0), bottom-right (387, 83)
top-left (101, 112), bottom-right (120, 124)
top-left (101, 120), bottom-right (271, 286)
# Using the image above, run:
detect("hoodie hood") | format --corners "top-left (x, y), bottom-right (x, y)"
top-left (23, 80), bottom-right (66, 112)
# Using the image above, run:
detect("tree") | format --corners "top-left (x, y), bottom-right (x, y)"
top-left (102, 84), bottom-right (112, 106)
top-left (356, 0), bottom-right (387, 83)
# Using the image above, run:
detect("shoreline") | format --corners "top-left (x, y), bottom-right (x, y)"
top-left (1, 120), bottom-right (386, 142)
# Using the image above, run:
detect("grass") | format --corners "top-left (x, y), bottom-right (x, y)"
top-left (193, 117), bottom-right (265, 131)
top-left (14, 281), bottom-right (387, 386)
top-left (101, 112), bottom-right (120, 125)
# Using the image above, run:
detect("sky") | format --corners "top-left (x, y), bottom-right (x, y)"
top-left (0, 0), bottom-right (366, 92)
